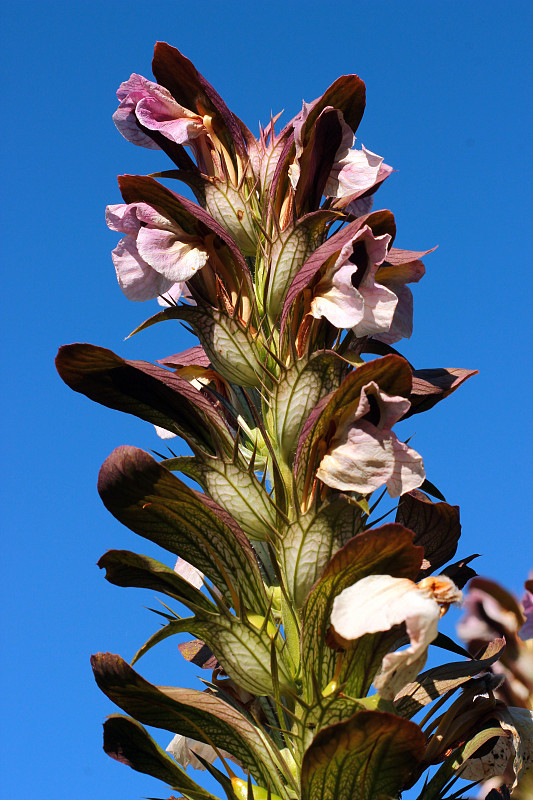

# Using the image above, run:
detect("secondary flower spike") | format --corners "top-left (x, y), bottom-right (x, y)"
top-left (331, 574), bottom-right (462, 699)
top-left (106, 202), bottom-right (208, 301)
top-left (317, 381), bottom-right (425, 497)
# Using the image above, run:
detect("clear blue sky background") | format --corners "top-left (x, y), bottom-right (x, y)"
top-left (2, 1), bottom-right (532, 797)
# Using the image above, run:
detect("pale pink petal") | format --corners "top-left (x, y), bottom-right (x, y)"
top-left (362, 383), bottom-right (411, 430)
top-left (310, 263), bottom-right (365, 328)
top-left (136, 227), bottom-right (209, 283)
top-left (374, 284), bottom-right (414, 344)
top-left (331, 575), bottom-right (461, 699)
top-left (111, 237), bottom-right (173, 301)
top-left (352, 274), bottom-right (398, 337)
top-left (136, 94), bottom-right (205, 145)
top-left (157, 282), bottom-right (186, 306)
top-left (387, 437), bottom-right (426, 498)
top-left (326, 144), bottom-right (393, 204)
top-left (310, 227), bottom-right (392, 332)
top-left (457, 588), bottom-right (522, 643)
top-left (318, 383), bottom-right (423, 498)
top-left (166, 736), bottom-right (218, 771)
top-left (166, 734), bottom-right (242, 771)
top-left (174, 557), bottom-right (204, 589)
top-left (345, 194), bottom-right (374, 217)
top-left (112, 74), bottom-right (164, 149)
top-left (332, 574), bottom-right (441, 698)
top-left (132, 203), bottom-right (179, 230)
top-left (105, 203), bottom-right (143, 235)
top-left (317, 420), bottom-right (395, 494)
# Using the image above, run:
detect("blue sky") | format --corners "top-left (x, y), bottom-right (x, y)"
top-left (2, 1), bottom-right (532, 797)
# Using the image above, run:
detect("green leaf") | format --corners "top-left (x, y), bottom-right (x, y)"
top-left (102, 715), bottom-right (222, 800)
top-left (201, 178), bottom-right (257, 257)
top-left (295, 354), bottom-right (412, 497)
top-left (300, 695), bottom-right (364, 753)
top-left (273, 350), bottom-right (345, 465)
top-left (134, 612), bottom-right (295, 697)
top-left (301, 523), bottom-right (423, 700)
top-left (97, 550), bottom-right (217, 614)
top-left (264, 211), bottom-right (334, 319)
top-left (394, 638), bottom-right (506, 718)
top-left (155, 169), bottom-right (258, 256)
top-left (97, 447), bottom-right (268, 614)
top-left (130, 305), bottom-right (274, 390)
top-left (300, 710), bottom-right (425, 800)
top-left (190, 308), bottom-right (275, 389)
top-left (281, 497), bottom-right (364, 608)
top-left (91, 653), bottom-right (291, 798)
top-left (164, 456), bottom-right (279, 542)
top-left (55, 343), bottom-right (231, 455)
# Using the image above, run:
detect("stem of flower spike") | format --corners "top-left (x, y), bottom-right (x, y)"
top-left (231, 777), bottom-right (284, 800)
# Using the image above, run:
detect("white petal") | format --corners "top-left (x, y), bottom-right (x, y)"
top-left (154, 425), bottom-right (178, 439)
top-left (310, 263), bottom-right (365, 328)
top-left (332, 574), bottom-right (438, 636)
top-left (136, 227), bottom-right (209, 282)
top-left (174, 557), bottom-right (204, 589)
top-left (352, 279), bottom-right (398, 336)
top-left (386, 438), bottom-right (426, 498)
top-left (317, 420), bottom-right (396, 494)
top-left (166, 735), bottom-right (217, 770)
top-left (325, 144), bottom-right (386, 199)
top-left (157, 281), bottom-right (186, 306)
top-left (111, 237), bottom-right (173, 301)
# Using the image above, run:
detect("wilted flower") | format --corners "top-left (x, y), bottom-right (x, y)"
top-left (106, 202), bottom-right (208, 301)
top-left (459, 705), bottom-right (533, 791)
top-left (330, 574), bottom-right (461, 699)
top-left (317, 381), bottom-right (425, 498)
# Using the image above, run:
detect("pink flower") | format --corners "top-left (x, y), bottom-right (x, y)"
top-left (331, 574), bottom-right (462, 699)
top-left (113, 74), bottom-right (207, 150)
top-left (288, 104), bottom-right (392, 205)
top-left (325, 136), bottom-right (393, 210)
top-left (373, 254), bottom-right (426, 344)
top-left (106, 202), bottom-right (208, 301)
top-left (317, 381), bottom-right (425, 498)
top-left (310, 225), bottom-right (397, 336)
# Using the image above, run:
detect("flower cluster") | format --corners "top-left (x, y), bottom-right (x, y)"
top-left (56, 42), bottom-right (529, 800)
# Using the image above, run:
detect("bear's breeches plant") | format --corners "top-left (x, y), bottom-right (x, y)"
top-left (56, 42), bottom-right (532, 800)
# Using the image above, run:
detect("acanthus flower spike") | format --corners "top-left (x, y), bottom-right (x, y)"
top-left (55, 40), bottom-right (516, 800)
